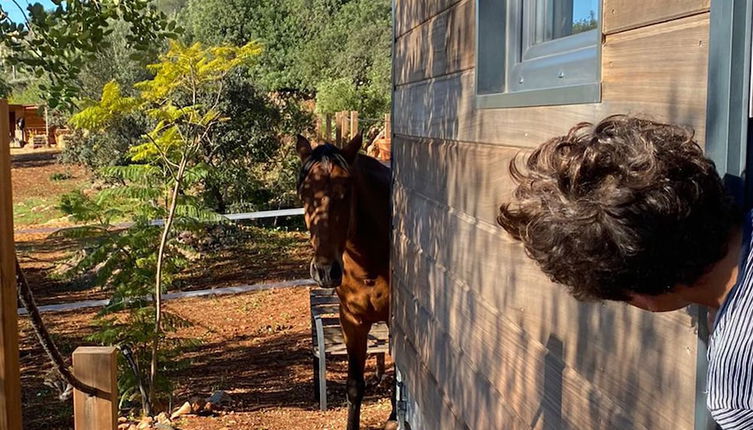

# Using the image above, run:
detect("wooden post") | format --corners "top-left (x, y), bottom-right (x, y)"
top-left (0, 99), bottom-right (22, 430)
top-left (350, 111), bottom-right (359, 139)
top-left (341, 112), bottom-right (350, 144)
top-left (384, 113), bottom-right (391, 142)
top-left (334, 112), bottom-right (343, 146)
top-left (324, 114), bottom-right (332, 142)
top-left (73, 347), bottom-right (118, 430)
top-left (44, 107), bottom-right (49, 147)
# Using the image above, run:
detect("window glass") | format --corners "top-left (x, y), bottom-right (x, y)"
top-left (533, 0), bottom-right (599, 45)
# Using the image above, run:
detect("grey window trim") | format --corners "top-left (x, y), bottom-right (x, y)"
top-left (476, 0), bottom-right (602, 109)
top-left (699, 1), bottom-right (753, 430)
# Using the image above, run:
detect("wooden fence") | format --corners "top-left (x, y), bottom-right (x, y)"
top-left (316, 111), bottom-right (391, 161)
top-left (1, 99), bottom-right (118, 429)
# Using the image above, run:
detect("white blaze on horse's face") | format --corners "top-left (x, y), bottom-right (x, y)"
top-left (295, 134), bottom-right (362, 288)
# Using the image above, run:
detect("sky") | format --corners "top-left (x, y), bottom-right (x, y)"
top-left (573, 0), bottom-right (599, 22)
top-left (5, 0), bottom-right (600, 26)
top-left (4, 0), bottom-right (57, 23)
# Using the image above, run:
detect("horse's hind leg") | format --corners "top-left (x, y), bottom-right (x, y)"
top-left (341, 312), bottom-right (369, 430)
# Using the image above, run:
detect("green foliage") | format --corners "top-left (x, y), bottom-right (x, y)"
top-left (197, 69), bottom-right (312, 212)
top-left (49, 171), bottom-right (73, 181)
top-left (0, 0), bottom-right (182, 110)
top-left (184, 0), bottom-right (392, 119)
top-left (60, 40), bottom-right (264, 413)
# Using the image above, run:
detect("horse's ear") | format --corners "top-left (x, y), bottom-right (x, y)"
top-left (296, 135), bottom-right (312, 160)
top-left (342, 134), bottom-right (362, 163)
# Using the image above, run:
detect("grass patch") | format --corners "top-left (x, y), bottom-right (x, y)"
top-left (49, 171), bottom-right (73, 181)
top-left (13, 196), bottom-right (68, 226)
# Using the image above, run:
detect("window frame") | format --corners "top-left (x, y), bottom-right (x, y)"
top-left (475, 0), bottom-right (602, 109)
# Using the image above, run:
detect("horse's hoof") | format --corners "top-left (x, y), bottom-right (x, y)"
top-left (383, 420), bottom-right (399, 430)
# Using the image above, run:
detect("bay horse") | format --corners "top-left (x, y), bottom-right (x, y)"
top-left (296, 134), bottom-right (396, 430)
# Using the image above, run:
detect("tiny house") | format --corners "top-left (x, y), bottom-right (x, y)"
top-left (390, 1), bottom-right (752, 429)
top-left (8, 104), bottom-right (56, 147)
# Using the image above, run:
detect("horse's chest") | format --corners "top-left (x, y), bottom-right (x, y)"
top-left (337, 276), bottom-right (390, 323)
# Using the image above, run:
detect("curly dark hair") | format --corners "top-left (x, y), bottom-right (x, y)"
top-left (497, 115), bottom-right (739, 301)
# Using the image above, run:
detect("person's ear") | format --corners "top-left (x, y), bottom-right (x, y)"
top-left (296, 135), bottom-right (312, 161)
top-left (342, 134), bottom-right (362, 164)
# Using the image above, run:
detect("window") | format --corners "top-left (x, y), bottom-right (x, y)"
top-left (476, 0), bottom-right (601, 108)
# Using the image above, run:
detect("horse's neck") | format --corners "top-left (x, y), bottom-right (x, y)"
top-left (345, 156), bottom-right (390, 272)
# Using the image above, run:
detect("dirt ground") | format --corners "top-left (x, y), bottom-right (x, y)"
top-left (13, 151), bottom-right (395, 429)
top-left (20, 289), bottom-right (394, 430)
top-left (11, 149), bottom-right (90, 227)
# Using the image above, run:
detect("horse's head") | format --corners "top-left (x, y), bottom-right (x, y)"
top-left (296, 134), bottom-right (362, 288)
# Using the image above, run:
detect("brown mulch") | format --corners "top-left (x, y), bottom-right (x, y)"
top-left (11, 150), bottom-right (88, 204)
top-left (20, 289), bottom-right (394, 430)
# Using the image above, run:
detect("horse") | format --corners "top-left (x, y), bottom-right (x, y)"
top-left (295, 134), bottom-right (396, 430)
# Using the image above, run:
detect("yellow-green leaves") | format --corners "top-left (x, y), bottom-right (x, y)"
top-left (68, 81), bottom-right (139, 131)
top-left (136, 40), bottom-right (262, 103)
top-left (69, 40), bottom-right (258, 167)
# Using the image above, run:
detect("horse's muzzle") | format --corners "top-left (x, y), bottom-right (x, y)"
top-left (311, 260), bottom-right (343, 288)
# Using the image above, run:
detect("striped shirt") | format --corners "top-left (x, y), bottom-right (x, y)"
top-left (707, 213), bottom-right (753, 429)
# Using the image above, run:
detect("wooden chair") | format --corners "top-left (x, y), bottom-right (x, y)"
top-left (309, 287), bottom-right (389, 410)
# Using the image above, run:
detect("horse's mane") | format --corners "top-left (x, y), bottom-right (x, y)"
top-left (297, 144), bottom-right (351, 191)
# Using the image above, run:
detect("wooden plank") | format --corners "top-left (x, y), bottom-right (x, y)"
top-left (73, 347), bottom-right (117, 430)
top-left (602, 12), bottom-right (710, 112)
top-left (393, 13), bottom-right (710, 148)
top-left (349, 111), bottom-right (358, 139)
top-left (394, 0), bottom-right (474, 85)
top-left (391, 324), bottom-right (468, 430)
top-left (335, 112), bottom-right (343, 146)
top-left (310, 288), bottom-right (337, 297)
top-left (318, 325), bottom-right (390, 356)
top-left (394, 0), bottom-right (463, 38)
top-left (341, 112), bottom-right (350, 144)
top-left (310, 295), bottom-right (339, 306)
top-left (0, 99), bottom-right (22, 430)
top-left (391, 182), bottom-right (698, 429)
top-left (311, 304), bottom-right (340, 315)
top-left (603, 0), bottom-right (710, 34)
top-left (393, 282), bottom-right (650, 430)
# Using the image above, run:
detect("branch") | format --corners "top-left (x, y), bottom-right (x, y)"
top-left (15, 258), bottom-right (110, 399)
top-left (10, 0), bottom-right (33, 35)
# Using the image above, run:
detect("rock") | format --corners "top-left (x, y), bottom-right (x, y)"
top-left (154, 424), bottom-right (175, 430)
top-left (170, 401), bottom-right (192, 420)
top-left (128, 425), bottom-right (138, 430)
top-left (118, 417), bottom-right (128, 423)
top-left (117, 424), bottom-right (130, 430)
top-left (156, 412), bottom-right (171, 425)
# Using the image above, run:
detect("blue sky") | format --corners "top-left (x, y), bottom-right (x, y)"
top-left (573, 0), bottom-right (599, 22)
top-left (4, 0), bottom-right (57, 23)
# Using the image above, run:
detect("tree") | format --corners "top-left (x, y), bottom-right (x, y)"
top-left (184, 0), bottom-right (392, 119)
top-left (0, 0), bottom-right (181, 110)
top-left (67, 40), bottom-right (261, 412)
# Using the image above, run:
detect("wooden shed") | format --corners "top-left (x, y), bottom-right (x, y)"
top-left (390, 1), bottom-right (752, 429)
top-left (8, 104), bottom-right (58, 147)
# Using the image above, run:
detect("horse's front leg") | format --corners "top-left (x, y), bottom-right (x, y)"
top-left (340, 309), bottom-right (370, 430)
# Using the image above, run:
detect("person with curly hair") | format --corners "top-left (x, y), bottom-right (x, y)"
top-left (498, 115), bottom-right (750, 428)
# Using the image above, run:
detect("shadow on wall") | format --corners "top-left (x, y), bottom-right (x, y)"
top-left (391, 1), bottom-right (707, 428)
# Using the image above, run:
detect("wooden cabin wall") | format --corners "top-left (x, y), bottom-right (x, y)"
top-left (391, 1), bottom-right (711, 429)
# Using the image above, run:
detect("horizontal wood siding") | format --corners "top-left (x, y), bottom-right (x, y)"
top-left (603, 0), bottom-right (710, 34)
top-left (394, 12), bottom-right (710, 147)
top-left (392, 1), bottom-right (710, 429)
